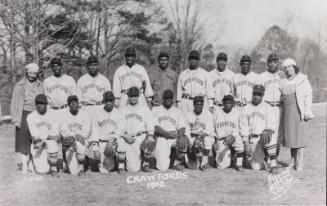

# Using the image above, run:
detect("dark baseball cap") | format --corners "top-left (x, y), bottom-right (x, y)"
top-left (103, 91), bottom-right (115, 101)
top-left (240, 55), bottom-right (252, 63)
top-left (162, 89), bottom-right (174, 99)
top-left (50, 57), bottom-right (62, 66)
top-left (125, 47), bottom-right (136, 56)
top-left (267, 53), bottom-right (279, 62)
top-left (87, 56), bottom-right (99, 64)
top-left (253, 85), bottom-right (265, 95)
top-left (67, 95), bottom-right (79, 105)
top-left (217, 52), bottom-right (228, 61)
top-left (193, 96), bottom-right (204, 104)
top-left (222, 95), bottom-right (234, 102)
top-left (158, 51), bottom-right (169, 59)
top-left (188, 50), bottom-right (200, 60)
top-left (127, 87), bottom-right (139, 97)
top-left (35, 94), bottom-right (48, 104)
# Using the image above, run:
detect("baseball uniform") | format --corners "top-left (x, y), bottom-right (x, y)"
top-left (177, 68), bottom-right (214, 116)
top-left (209, 69), bottom-right (234, 108)
top-left (113, 64), bottom-right (153, 108)
top-left (233, 71), bottom-right (259, 106)
top-left (152, 105), bottom-right (187, 171)
top-left (27, 109), bottom-right (60, 174)
top-left (116, 104), bottom-right (155, 172)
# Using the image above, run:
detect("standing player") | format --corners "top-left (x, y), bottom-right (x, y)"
top-left (240, 85), bottom-right (278, 173)
top-left (233, 55), bottom-right (259, 107)
top-left (152, 89), bottom-right (188, 171)
top-left (213, 95), bottom-right (244, 171)
top-left (43, 57), bottom-right (76, 112)
top-left (92, 91), bottom-right (120, 174)
top-left (59, 95), bottom-right (99, 176)
top-left (150, 52), bottom-right (178, 107)
top-left (26, 94), bottom-right (60, 176)
top-left (209, 52), bottom-right (234, 112)
top-left (184, 96), bottom-right (215, 170)
top-left (177, 50), bottom-right (214, 116)
top-left (77, 56), bottom-right (111, 114)
top-left (116, 87), bottom-right (155, 172)
top-left (113, 47), bottom-right (153, 108)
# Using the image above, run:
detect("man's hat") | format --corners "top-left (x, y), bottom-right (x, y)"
top-left (127, 87), bottom-right (139, 97)
top-left (267, 53), bottom-right (279, 62)
top-left (125, 47), bottom-right (136, 56)
top-left (67, 95), bottom-right (79, 105)
top-left (35, 94), bottom-right (48, 104)
top-left (188, 50), bottom-right (200, 60)
top-left (217, 52), bottom-right (228, 61)
top-left (87, 56), bottom-right (99, 64)
top-left (253, 85), bottom-right (265, 95)
top-left (103, 91), bottom-right (115, 101)
top-left (50, 57), bottom-right (62, 66)
top-left (158, 51), bottom-right (169, 59)
top-left (240, 55), bottom-right (252, 63)
top-left (162, 89), bottom-right (174, 99)
top-left (222, 95), bottom-right (234, 102)
top-left (193, 96), bottom-right (204, 104)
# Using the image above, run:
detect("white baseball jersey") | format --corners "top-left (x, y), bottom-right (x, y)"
top-left (239, 102), bottom-right (274, 137)
top-left (43, 74), bottom-right (76, 107)
top-left (177, 67), bottom-right (214, 106)
top-left (152, 105), bottom-right (187, 133)
top-left (213, 107), bottom-right (241, 139)
top-left (233, 71), bottom-right (259, 104)
top-left (258, 71), bottom-right (283, 103)
top-left (185, 109), bottom-right (214, 137)
top-left (113, 64), bottom-right (153, 99)
top-left (77, 73), bottom-right (111, 104)
top-left (92, 107), bottom-right (120, 141)
top-left (209, 69), bottom-right (234, 104)
top-left (117, 104), bottom-right (154, 136)
top-left (27, 109), bottom-right (59, 140)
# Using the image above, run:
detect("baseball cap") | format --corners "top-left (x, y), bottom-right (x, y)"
top-left (193, 96), bottom-right (204, 104)
top-left (188, 50), bottom-right (200, 60)
top-left (162, 89), bottom-right (174, 99)
top-left (217, 52), bottom-right (228, 61)
top-left (103, 91), bottom-right (115, 101)
top-left (267, 53), bottom-right (279, 62)
top-left (35, 94), bottom-right (48, 104)
top-left (50, 57), bottom-right (62, 66)
top-left (222, 95), bottom-right (234, 102)
top-left (125, 47), bottom-right (136, 56)
top-left (282, 58), bottom-right (296, 68)
top-left (158, 51), bottom-right (169, 59)
top-left (127, 87), bottom-right (139, 97)
top-left (87, 56), bottom-right (99, 64)
top-left (240, 55), bottom-right (252, 63)
top-left (67, 95), bottom-right (79, 105)
top-left (253, 85), bottom-right (265, 95)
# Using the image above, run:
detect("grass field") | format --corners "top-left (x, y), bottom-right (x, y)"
top-left (0, 103), bottom-right (326, 206)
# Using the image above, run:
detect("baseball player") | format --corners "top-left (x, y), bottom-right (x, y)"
top-left (43, 57), bottom-right (76, 112)
top-left (152, 89), bottom-right (188, 171)
top-left (177, 50), bottom-right (214, 117)
top-left (209, 52), bottom-right (234, 112)
top-left (184, 96), bottom-right (215, 170)
top-left (258, 53), bottom-right (283, 159)
top-left (113, 47), bottom-right (153, 108)
top-left (77, 56), bottom-right (111, 115)
top-left (116, 87), bottom-right (155, 172)
top-left (240, 85), bottom-right (278, 173)
top-left (233, 55), bottom-right (259, 107)
top-left (92, 91), bottom-right (120, 174)
top-left (59, 95), bottom-right (99, 176)
top-left (26, 94), bottom-right (60, 176)
top-left (213, 95), bottom-right (244, 171)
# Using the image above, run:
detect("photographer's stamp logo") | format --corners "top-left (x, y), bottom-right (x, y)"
top-left (268, 169), bottom-right (294, 200)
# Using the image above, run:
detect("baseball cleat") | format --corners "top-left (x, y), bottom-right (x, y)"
top-left (173, 164), bottom-right (185, 171)
top-left (78, 170), bottom-right (86, 177)
top-left (270, 166), bottom-right (279, 174)
top-left (235, 165), bottom-right (244, 172)
top-left (199, 164), bottom-right (210, 171)
top-left (142, 165), bottom-right (152, 173)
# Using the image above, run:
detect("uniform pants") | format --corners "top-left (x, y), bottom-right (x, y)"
top-left (64, 141), bottom-right (90, 175)
top-left (99, 141), bottom-right (116, 171)
top-left (215, 136), bottom-right (243, 168)
top-left (154, 138), bottom-right (176, 171)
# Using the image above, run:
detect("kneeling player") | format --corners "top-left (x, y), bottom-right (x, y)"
top-left (185, 96), bottom-right (215, 170)
top-left (240, 85), bottom-right (278, 173)
top-left (27, 94), bottom-right (60, 176)
top-left (60, 95), bottom-right (99, 176)
top-left (213, 95), bottom-right (244, 172)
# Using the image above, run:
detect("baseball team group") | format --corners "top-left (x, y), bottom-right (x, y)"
top-left (10, 47), bottom-right (314, 177)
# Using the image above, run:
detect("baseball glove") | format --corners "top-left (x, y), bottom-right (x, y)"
top-left (61, 136), bottom-right (75, 147)
top-left (140, 135), bottom-right (157, 156)
top-left (260, 129), bottom-right (273, 144)
top-left (104, 139), bottom-right (118, 157)
top-left (192, 136), bottom-right (203, 153)
top-left (223, 135), bottom-right (235, 147)
top-left (176, 134), bottom-right (191, 153)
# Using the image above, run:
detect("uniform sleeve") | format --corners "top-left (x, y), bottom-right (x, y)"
top-left (113, 68), bottom-right (122, 99)
top-left (69, 77), bottom-right (77, 96)
top-left (206, 72), bottom-right (214, 107)
top-left (239, 108), bottom-right (250, 139)
top-left (27, 114), bottom-right (41, 140)
top-left (204, 113), bottom-right (214, 136)
top-left (176, 74), bottom-right (183, 103)
top-left (76, 78), bottom-right (84, 103)
top-left (265, 104), bottom-right (275, 131)
top-left (232, 75), bottom-right (238, 101)
top-left (151, 109), bottom-right (160, 126)
top-left (144, 107), bottom-right (155, 135)
top-left (143, 68), bottom-right (154, 98)
top-left (43, 79), bottom-right (51, 105)
top-left (104, 76), bottom-right (111, 92)
top-left (89, 118), bottom-right (100, 142)
top-left (176, 111), bottom-right (187, 130)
